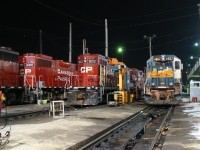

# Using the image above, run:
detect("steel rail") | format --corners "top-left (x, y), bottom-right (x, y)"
top-left (148, 106), bottom-right (174, 150)
top-left (0, 109), bottom-right (48, 120)
top-left (66, 106), bottom-right (152, 150)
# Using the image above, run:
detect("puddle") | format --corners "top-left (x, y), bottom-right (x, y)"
top-left (190, 122), bottom-right (200, 140)
top-left (181, 104), bottom-right (200, 139)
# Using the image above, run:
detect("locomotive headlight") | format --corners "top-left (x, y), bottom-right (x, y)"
top-left (69, 85), bottom-right (73, 89)
top-left (151, 82), bottom-right (155, 86)
top-left (91, 86), bottom-right (95, 89)
top-left (169, 82), bottom-right (173, 86)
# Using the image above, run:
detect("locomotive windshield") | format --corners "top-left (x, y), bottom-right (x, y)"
top-left (148, 61), bottom-right (173, 72)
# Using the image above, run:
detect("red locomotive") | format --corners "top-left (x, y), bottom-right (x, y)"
top-left (67, 53), bottom-right (118, 105)
top-left (0, 47), bottom-right (77, 104)
top-left (0, 47), bottom-right (21, 104)
top-left (0, 47), bottom-right (19, 87)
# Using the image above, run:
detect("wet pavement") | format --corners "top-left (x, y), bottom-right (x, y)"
top-left (163, 102), bottom-right (200, 150)
top-left (1, 103), bottom-right (146, 150)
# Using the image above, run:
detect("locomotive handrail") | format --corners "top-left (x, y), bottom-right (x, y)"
top-left (69, 75), bottom-right (79, 86)
top-left (24, 75), bottom-right (36, 89)
top-left (64, 77), bottom-right (70, 88)
top-left (99, 75), bottom-right (106, 86)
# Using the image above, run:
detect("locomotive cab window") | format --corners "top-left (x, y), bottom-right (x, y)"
top-left (37, 59), bottom-right (52, 68)
top-left (0, 51), bottom-right (18, 62)
top-left (175, 61), bottom-right (180, 69)
top-left (78, 60), bottom-right (84, 64)
top-left (194, 83), bottom-right (200, 87)
top-left (148, 62), bottom-right (152, 71)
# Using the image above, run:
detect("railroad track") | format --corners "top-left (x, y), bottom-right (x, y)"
top-left (0, 103), bottom-right (108, 120)
top-left (1, 109), bottom-right (49, 121)
top-left (67, 106), bottom-right (174, 150)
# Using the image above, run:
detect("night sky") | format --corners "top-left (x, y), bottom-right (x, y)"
top-left (0, 0), bottom-right (200, 84)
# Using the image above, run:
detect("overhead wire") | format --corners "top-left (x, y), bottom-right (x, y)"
top-left (109, 4), bottom-right (197, 22)
top-left (34, 0), bottom-right (104, 26)
top-left (0, 25), bottom-right (38, 34)
top-left (0, 3), bottom-right (199, 53)
top-left (0, 9), bottom-right (198, 40)
top-left (122, 34), bottom-right (200, 52)
top-left (109, 13), bottom-right (198, 30)
top-left (72, 12), bottom-right (198, 37)
top-left (50, 0), bottom-right (98, 22)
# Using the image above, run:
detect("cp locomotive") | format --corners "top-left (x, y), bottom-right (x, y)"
top-left (0, 47), bottom-right (77, 105)
top-left (144, 55), bottom-right (182, 105)
top-left (67, 53), bottom-right (119, 106)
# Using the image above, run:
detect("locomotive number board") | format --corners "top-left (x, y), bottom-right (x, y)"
top-left (153, 56), bottom-right (174, 61)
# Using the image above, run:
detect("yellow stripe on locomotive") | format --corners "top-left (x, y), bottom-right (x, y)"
top-left (147, 70), bottom-right (174, 78)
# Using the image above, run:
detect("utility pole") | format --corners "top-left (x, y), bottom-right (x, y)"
top-left (105, 19), bottom-right (108, 57)
top-left (144, 34), bottom-right (156, 58)
top-left (69, 23), bottom-right (72, 62)
top-left (39, 29), bottom-right (43, 54)
top-left (83, 39), bottom-right (86, 54)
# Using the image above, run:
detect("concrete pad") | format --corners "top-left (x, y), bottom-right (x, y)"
top-left (163, 103), bottom-right (200, 150)
top-left (2, 103), bottom-right (146, 150)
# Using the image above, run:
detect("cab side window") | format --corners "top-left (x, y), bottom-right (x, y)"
top-left (148, 62), bottom-right (152, 71)
top-left (175, 61), bottom-right (180, 69)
